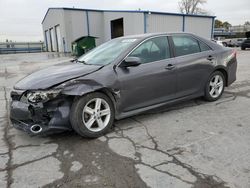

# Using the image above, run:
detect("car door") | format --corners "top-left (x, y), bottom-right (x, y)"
top-left (243, 39), bottom-right (250, 48)
top-left (116, 36), bottom-right (177, 112)
top-left (170, 35), bottom-right (215, 98)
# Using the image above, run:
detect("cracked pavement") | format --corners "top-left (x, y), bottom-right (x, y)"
top-left (0, 50), bottom-right (249, 187)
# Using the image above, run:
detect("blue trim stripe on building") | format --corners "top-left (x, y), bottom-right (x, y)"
top-left (211, 17), bottom-right (215, 39)
top-left (182, 16), bottom-right (185, 32)
top-left (143, 12), bottom-right (147, 33)
top-left (86, 11), bottom-right (90, 36)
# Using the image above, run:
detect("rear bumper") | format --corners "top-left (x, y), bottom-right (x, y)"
top-left (227, 58), bottom-right (237, 86)
top-left (10, 98), bottom-right (72, 136)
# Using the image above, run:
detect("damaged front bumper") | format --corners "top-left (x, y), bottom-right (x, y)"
top-left (10, 90), bottom-right (73, 136)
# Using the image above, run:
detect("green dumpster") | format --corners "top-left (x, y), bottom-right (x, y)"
top-left (72, 36), bottom-right (96, 56)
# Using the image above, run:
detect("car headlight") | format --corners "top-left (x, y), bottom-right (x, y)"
top-left (27, 89), bottom-right (61, 103)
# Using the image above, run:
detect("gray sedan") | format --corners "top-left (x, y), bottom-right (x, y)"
top-left (10, 33), bottom-right (237, 137)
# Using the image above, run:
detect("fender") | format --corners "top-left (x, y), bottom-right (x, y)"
top-left (214, 65), bottom-right (228, 72)
top-left (213, 65), bottom-right (230, 86)
top-left (61, 80), bottom-right (103, 96)
top-left (59, 79), bottom-right (120, 114)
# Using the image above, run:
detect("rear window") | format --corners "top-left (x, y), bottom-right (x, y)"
top-left (172, 35), bottom-right (200, 56)
top-left (199, 41), bottom-right (211, 52)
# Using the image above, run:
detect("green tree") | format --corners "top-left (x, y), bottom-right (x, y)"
top-left (214, 20), bottom-right (232, 30)
top-left (222, 21), bottom-right (232, 29)
top-left (215, 19), bottom-right (223, 28)
top-left (244, 21), bottom-right (250, 25)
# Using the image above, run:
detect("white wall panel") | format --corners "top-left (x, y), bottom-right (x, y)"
top-left (42, 9), bottom-right (214, 52)
top-left (184, 16), bottom-right (212, 39)
top-left (88, 11), bottom-right (105, 46)
top-left (64, 10), bottom-right (88, 52)
top-left (103, 12), bottom-right (144, 42)
top-left (42, 9), bottom-right (66, 52)
top-left (147, 14), bottom-right (183, 33)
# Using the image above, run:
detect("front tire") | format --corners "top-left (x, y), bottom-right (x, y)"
top-left (204, 71), bottom-right (225, 102)
top-left (70, 92), bottom-right (115, 138)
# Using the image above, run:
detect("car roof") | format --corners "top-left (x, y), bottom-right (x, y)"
top-left (119, 32), bottom-right (196, 39)
top-left (117, 32), bottom-right (222, 50)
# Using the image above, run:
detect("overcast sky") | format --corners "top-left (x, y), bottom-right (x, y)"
top-left (0, 0), bottom-right (249, 42)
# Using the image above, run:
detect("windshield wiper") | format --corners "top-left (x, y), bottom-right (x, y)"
top-left (72, 59), bottom-right (103, 66)
top-left (76, 60), bottom-right (88, 65)
top-left (70, 58), bottom-right (88, 64)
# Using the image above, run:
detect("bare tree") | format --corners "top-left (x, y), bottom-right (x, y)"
top-left (179, 0), bottom-right (208, 14)
top-left (244, 21), bottom-right (250, 25)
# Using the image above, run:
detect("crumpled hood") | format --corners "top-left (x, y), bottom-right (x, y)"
top-left (14, 62), bottom-right (102, 90)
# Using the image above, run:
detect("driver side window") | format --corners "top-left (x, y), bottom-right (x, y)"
top-left (128, 36), bottom-right (170, 64)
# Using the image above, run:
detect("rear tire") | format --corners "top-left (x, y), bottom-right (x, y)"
top-left (204, 71), bottom-right (225, 102)
top-left (241, 47), bottom-right (245, 50)
top-left (70, 92), bottom-right (115, 138)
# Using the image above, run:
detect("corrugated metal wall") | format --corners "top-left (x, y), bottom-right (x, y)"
top-left (146, 13), bottom-right (212, 39)
top-left (184, 16), bottom-right (212, 39)
top-left (42, 9), bottom-right (214, 52)
top-left (103, 12), bottom-right (144, 41)
top-left (64, 10), bottom-right (88, 52)
top-left (147, 14), bottom-right (183, 33)
top-left (88, 11), bottom-right (105, 46)
top-left (42, 9), bottom-right (66, 52)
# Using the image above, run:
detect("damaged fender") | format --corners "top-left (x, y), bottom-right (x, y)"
top-left (57, 79), bottom-right (120, 114)
top-left (60, 79), bottom-right (104, 96)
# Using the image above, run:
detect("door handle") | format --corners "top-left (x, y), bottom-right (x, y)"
top-left (207, 55), bottom-right (214, 61)
top-left (165, 64), bottom-right (175, 70)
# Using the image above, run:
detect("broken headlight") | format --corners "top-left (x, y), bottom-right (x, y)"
top-left (26, 89), bottom-right (61, 103)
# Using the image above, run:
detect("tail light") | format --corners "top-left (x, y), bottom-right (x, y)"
top-left (232, 49), bottom-right (237, 58)
top-left (225, 49), bottom-right (237, 64)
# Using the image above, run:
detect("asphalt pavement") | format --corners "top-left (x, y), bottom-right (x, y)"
top-left (0, 50), bottom-right (249, 188)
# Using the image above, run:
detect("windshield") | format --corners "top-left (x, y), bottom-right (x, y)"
top-left (78, 38), bottom-right (138, 65)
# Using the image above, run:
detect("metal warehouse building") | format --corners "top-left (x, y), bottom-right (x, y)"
top-left (42, 8), bottom-right (215, 52)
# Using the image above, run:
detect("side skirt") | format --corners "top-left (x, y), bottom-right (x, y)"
top-left (115, 93), bottom-right (203, 120)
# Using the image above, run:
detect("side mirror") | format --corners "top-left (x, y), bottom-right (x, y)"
top-left (120, 57), bottom-right (141, 68)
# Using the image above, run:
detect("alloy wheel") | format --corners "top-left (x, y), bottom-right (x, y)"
top-left (82, 98), bottom-right (111, 132)
top-left (209, 75), bottom-right (224, 98)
